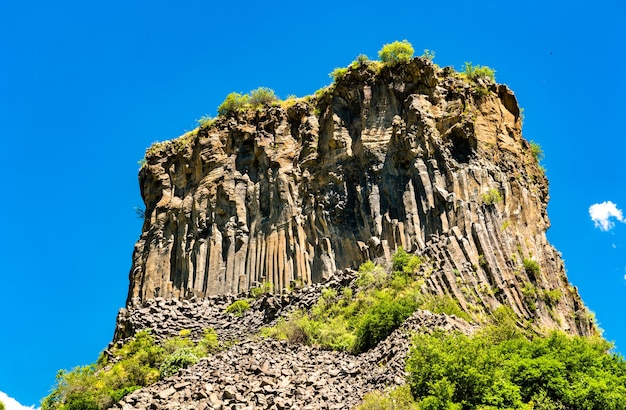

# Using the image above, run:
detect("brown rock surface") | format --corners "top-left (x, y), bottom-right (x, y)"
top-left (126, 57), bottom-right (593, 335)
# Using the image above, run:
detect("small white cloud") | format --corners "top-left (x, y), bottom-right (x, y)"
top-left (0, 391), bottom-right (39, 410)
top-left (589, 201), bottom-right (625, 231)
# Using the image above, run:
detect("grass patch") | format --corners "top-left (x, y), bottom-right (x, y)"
top-left (260, 248), bottom-right (475, 353)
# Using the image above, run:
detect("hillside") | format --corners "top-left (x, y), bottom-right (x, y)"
top-left (42, 44), bottom-right (626, 409)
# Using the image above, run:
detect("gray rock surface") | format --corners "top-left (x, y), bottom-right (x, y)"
top-left (125, 56), bottom-right (593, 336)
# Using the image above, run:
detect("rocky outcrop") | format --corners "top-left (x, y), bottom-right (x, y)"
top-left (127, 57), bottom-right (594, 336)
top-left (112, 309), bottom-right (475, 410)
top-left (112, 270), bottom-right (476, 409)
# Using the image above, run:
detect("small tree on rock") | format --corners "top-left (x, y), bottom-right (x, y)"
top-left (378, 40), bottom-right (414, 63)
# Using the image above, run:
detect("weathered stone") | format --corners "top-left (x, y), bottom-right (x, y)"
top-left (107, 56), bottom-right (600, 410)
top-left (120, 56), bottom-right (593, 340)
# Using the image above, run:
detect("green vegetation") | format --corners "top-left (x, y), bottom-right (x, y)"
top-left (249, 87), bottom-right (279, 106)
top-left (352, 53), bottom-right (370, 67)
top-left (217, 92), bottom-right (250, 116)
top-left (250, 281), bottom-right (273, 299)
top-left (463, 61), bottom-right (496, 82)
top-left (196, 114), bottom-right (215, 127)
top-left (225, 299), bottom-right (251, 316)
top-left (329, 66), bottom-right (349, 81)
top-left (0, 399), bottom-right (5, 410)
top-left (523, 258), bottom-right (541, 280)
top-left (42, 328), bottom-right (219, 410)
top-left (530, 140), bottom-right (544, 162)
top-left (356, 385), bottom-right (417, 410)
top-left (405, 316), bottom-right (626, 409)
top-left (521, 282), bottom-right (538, 313)
top-left (481, 188), bottom-right (502, 205)
top-left (421, 49), bottom-right (435, 61)
top-left (216, 87), bottom-right (279, 116)
top-left (542, 289), bottom-right (562, 308)
top-left (262, 248), bottom-right (472, 353)
top-left (378, 40), bottom-right (415, 64)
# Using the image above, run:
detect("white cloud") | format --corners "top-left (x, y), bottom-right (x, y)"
top-left (589, 201), bottom-right (625, 231)
top-left (0, 392), bottom-right (39, 410)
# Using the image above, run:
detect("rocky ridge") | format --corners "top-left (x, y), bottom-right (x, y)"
top-left (126, 56), bottom-right (593, 336)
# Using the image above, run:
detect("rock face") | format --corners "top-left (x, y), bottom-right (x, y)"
top-left (127, 57), bottom-right (593, 335)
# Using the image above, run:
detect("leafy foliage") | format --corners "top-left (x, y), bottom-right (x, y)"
top-left (481, 188), bottom-right (502, 205)
top-left (329, 67), bottom-right (349, 81)
top-left (250, 281), bottom-right (273, 299)
top-left (421, 49), bottom-right (436, 61)
top-left (217, 87), bottom-right (279, 116)
top-left (530, 140), bottom-right (544, 162)
top-left (356, 385), bottom-right (418, 410)
top-left (261, 248), bottom-right (432, 353)
top-left (352, 54), bottom-right (370, 67)
top-left (523, 258), bottom-right (541, 281)
top-left (225, 299), bottom-right (251, 316)
top-left (42, 328), bottom-right (219, 409)
top-left (463, 61), bottom-right (496, 82)
top-left (249, 87), bottom-right (279, 107)
top-left (406, 321), bottom-right (626, 409)
top-left (0, 400), bottom-right (4, 410)
top-left (217, 92), bottom-right (249, 116)
top-left (378, 40), bottom-right (414, 63)
top-left (196, 114), bottom-right (215, 127)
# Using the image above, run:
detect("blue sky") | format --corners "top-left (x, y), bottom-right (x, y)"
top-left (0, 0), bottom-right (624, 407)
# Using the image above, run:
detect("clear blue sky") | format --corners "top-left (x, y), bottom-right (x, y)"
top-left (1, 0), bottom-right (624, 407)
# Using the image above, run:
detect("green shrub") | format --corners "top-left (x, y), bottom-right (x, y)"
top-left (463, 62), bottom-right (496, 82)
top-left (261, 249), bottom-right (425, 354)
top-left (225, 299), bottom-right (251, 316)
top-left (196, 114), bottom-right (215, 127)
top-left (355, 260), bottom-right (387, 289)
top-left (530, 140), bottom-right (544, 162)
top-left (353, 291), bottom-right (419, 352)
top-left (249, 87), bottom-right (279, 107)
top-left (481, 188), bottom-right (502, 205)
top-left (351, 54), bottom-right (370, 67)
top-left (42, 328), bottom-right (220, 410)
top-left (250, 281), bottom-right (273, 298)
top-left (329, 67), bottom-right (349, 81)
top-left (421, 49), bottom-right (436, 61)
top-left (521, 282), bottom-right (538, 312)
top-left (421, 295), bottom-right (471, 321)
top-left (0, 400), bottom-right (4, 410)
top-left (406, 325), bottom-right (626, 409)
top-left (378, 40), bottom-right (414, 63)
top-left (217, 92), bottom-right (249, 116)
top-left (391, 247), bottom-right (421, 275)
top-left (159, 347), bottom-right (198, 378)
top-left (197, 327), bottom-right (219, 355)
top-left (356, 385), bottom-right (418, 409)
top-left (542, 289), bottom-right (562, 307)
top-left (523, 258), bottom-right (541, 280)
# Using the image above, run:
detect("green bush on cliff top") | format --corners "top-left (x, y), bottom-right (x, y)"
top-left (378, 40), bottom-right (415, 63)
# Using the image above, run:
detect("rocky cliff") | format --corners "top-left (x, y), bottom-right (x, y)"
top-left (126, 57), bottom-right (592, 336)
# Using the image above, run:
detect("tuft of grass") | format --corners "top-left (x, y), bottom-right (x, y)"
top-left (463, 61), bottom-right (496, 82)
top-left (224, 299), bottom-right (251, 316)
top-left (481, 189), bottom-right (502, 206)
